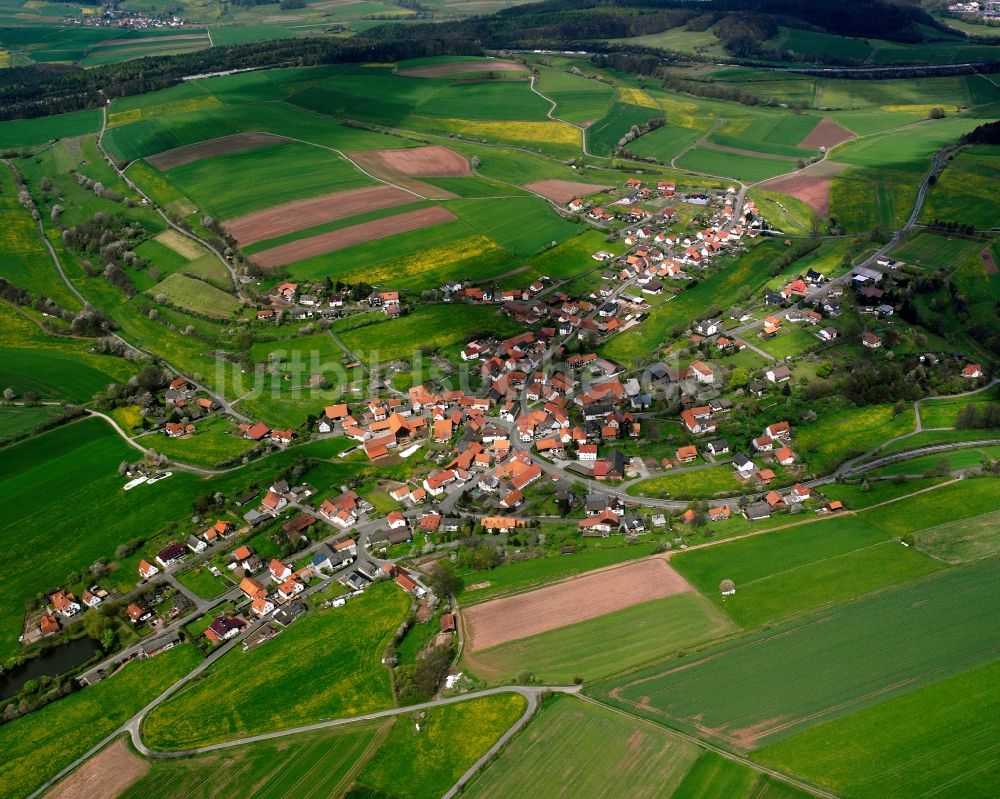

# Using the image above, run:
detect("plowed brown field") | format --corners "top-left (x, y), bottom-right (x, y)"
top-left (397, 60), bottom-right (528, 78)
top-left (523, 179), bottom-right (611, 203)
top-left (464, 557), bottom-right (692, 651)
top-left (799, 118), bottom-right (855, 150)
top-left (147, 132), bottom-right (290, 170)
top-left (224, 185), bottom-right (415, 245)
top-left (252, 205), bottom-right (457, 268)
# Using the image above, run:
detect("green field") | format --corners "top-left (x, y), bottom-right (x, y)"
top-left (911, 508), bottom-right (1000, 564)
top-left (354, 693), bottom-right (527, 799)
top-left (627, 465), bottom-right (744, 499)
top-left (159, 140), bottom-right (374, 219)
top-left (919, 384), bottom-right (1000, 428)
top-left (592, 560), bottom-right (1000, 750)
top-left (921, 145), bottom-right (1000, 229)
top-left (122, 721), bottom-right (388, 799)
top-left (672, 515), bottom-right (941, 628)
top-left (445, 197), bottom-right (578, 256)
top-left (860, 477), bottom-right (1000, 538)
top-left (820, 477), bottom-right (946, 509)
top-left (142, 582), bottom-right (409, 750)
top-left (0, 404), bottom-right (64, 444)
top-left (150, 273), bottom-right (243, 318)
top-left (890, 231), bottom-right (986, 271)
top-left (0, 418), bottom-right (226, 659)
top-left (468, 592), bottom-right (736, 683)
top-left (755, 658), bottom-right (1000, 799)
top-left (0, 645), bottom-right (200, 799)
top-left (467, 695), bottom-right (809, 799)
top-left (871, 445), bottom-right (1000, 477)
top-left (536, 66), bottom-right (616, 124)
top-left (0, 341), bottom-right (133, 404)
top-left (628, 122), bottom-right (705, 163)
top-left (0, 108), bottom-right (101, 149)
top-left (675, 145), bottom-right (794, 182)
top-left (587, 102), bottom-right (664, 156)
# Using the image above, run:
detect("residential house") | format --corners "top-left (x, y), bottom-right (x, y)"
top-left (156, 542), bottom-right (187, 568)
top-left (204, 615), bottom-right (247, 643)
top-left (765, 364), bottom-right (791, 383)
top-left (138, 559), bottom-right (159, 580)
top-left (862, 332), bottom-right (882, 349)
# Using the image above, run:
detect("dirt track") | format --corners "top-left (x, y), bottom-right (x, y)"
top-left (224, 185), bottom-right (415, 245)
top-left (253, 205), bottom-right (457, 268)
top-left (465, 557), bottom-right (692, 651)
top-left (799, 118), bottom-right (855, 150)
top-left (147, 132), bottom-right (290, 170)
top-left (398, 60), bottom-right (529, 78)
top-left (523, 179), bottom-right (611, 203)
top-left (43, 738), bottom-right (148, 799)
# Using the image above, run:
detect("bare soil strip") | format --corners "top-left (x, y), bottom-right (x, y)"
top-left (799, 117), bottom-right (856, 150)
top-left (465, 557), bottom-right (692, 652)
top-left (99, 33), bottom-right (208, 46)
top-left (253, 205), bottom-right (457, 268)
top-left (760, 162), bottom-right (847, 215)
top-left (224, 185), bottom-right (415, 246)
top-left (397, 60), bottom-right (529, 78)
top-left (982, 249), bottom-right (997, 275)
top-left (522, 179), bottom-right (611, 204)
top-left (147, 132), bottom-right (291, 171)
top-left (44, 738), bottom-right (148, 799)
top-left (354, 145), bottom-right (470, 177)
top-left (348, 146), bottom-right (469, 199)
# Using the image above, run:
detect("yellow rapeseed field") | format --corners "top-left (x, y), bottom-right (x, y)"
top-left (109, 95), bottom-right (222, 127)
top-left (618, 86), bottom-right (659, 109)
top-left (881, 104), bottom-right (960, 115)
top-left (438, 118), bottom-right (581, 148)
top-left (346, 234), bottom-right (502, 285)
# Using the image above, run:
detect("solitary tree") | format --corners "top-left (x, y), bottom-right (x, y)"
top-left (720, 579), bottom-right (736, 596)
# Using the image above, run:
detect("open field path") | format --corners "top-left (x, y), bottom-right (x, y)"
top-left (528, 73), bottom-right (590, 156)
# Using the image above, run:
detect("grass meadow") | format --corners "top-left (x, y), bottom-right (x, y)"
top-left (890, 231), bottom-right (986, 271)
top-left (921, 145), bottom-right (1000, 229)
top-left (467, 696), bottom-right (809, 799)
top-left (149, 416), bottom-right (258, 468)
top-left (592, 560), bottom-right (1000, 750)
top-left (919, 383), bottom-right (1000, 428)
top-left (627, 465), bottom-right (745, 499)
top-left (142, 582), bottom-right (409, 750)
top-left (675, 146), bottom-right (794, 183)
top-left (535, 66), bottom-right (616, 124)
top-left (859, 477), bottom-right (1000, 538)
top-left (467, 592), bottom-right (736, 684)
top-left (754, 658), bottom-right (1000, 799)
top-left (0, 645), bottom-right (200, 799)
top-left (122, 720), bottom-right (389, 799)
top-left (150, 273), bottom-right (243, 318)
top-left (0, 164), bottom-right (81, 309)
top-left (819, 477), bottom-right (947, 509)
top-left (795, 402), bottom-right (915, 475)
top-left (587, 102), bottom-right (664, 156)
top-left (0, 405), bottom-right (64, 445)
top-left (672, 514), bottom-right (942, 628)
top-left (354, 693), bottom-right (527, 799)
top-left (0, 108), bottom-right (101, 149)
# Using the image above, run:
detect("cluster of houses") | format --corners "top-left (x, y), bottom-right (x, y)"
top-left (260, 282), bottom-right (403, 322)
